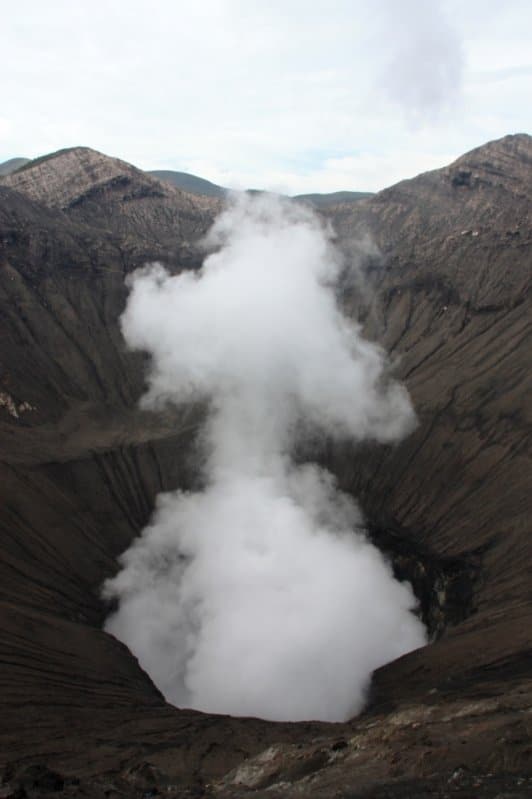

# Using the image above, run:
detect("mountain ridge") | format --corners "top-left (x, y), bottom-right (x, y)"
top-left (1, 150), bottom-right (374, 207)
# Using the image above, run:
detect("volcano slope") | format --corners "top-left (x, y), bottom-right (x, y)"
top-left (0, 137), bottom-right (530, 798)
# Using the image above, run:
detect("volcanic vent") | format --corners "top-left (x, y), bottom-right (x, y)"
top-left (102, 194), bottom-right (426, 722)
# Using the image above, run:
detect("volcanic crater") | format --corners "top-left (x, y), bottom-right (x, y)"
top-left (0, 135), bottom-right (531, 798)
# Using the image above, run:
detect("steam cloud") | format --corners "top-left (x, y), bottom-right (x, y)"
top-left (103, 195), bottom-right (426, 722)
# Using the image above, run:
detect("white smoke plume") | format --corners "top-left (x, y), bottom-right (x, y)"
top-left (103, 194), bottom-right (426, 722)
top-left (376, 0), bottom-right (464, 118)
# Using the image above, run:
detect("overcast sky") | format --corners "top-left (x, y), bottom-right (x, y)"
top-left (2, 0), bottom-right (531, 193)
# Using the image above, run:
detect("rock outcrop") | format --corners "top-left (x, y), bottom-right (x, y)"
top-left (0, 137), bottom-right (530, 797)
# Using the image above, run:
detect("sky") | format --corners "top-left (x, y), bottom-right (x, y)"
top-left (1, 0), bottom-right (531, 193)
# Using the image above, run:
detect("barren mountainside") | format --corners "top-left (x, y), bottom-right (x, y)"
top-left (0, 135), bottom-right (531, 798)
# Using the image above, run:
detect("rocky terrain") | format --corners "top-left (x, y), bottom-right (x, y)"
top-left (0, 135), bottom-right (530, 797)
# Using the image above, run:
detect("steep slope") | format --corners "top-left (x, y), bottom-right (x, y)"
top-left (326, 132), bottom-right (532, 705)
top-left (0, 138), bottom-right (530, 797)
top-left (0, 161), bottom-right (324, 783)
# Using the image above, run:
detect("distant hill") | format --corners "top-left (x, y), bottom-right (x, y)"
top-left (0, 157), bottom-right (30, 176)
top-left (149, 170), bottom-right (226, 198)
top-left (294, 190), bottom-right (373, 206)
top-left (150, 169), bottom-right (373, 206)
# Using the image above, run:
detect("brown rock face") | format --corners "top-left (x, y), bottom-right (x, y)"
top-left (0, 138), bottom-right (531, 797)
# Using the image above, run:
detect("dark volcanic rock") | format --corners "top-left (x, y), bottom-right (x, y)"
top-left (328, 133), bottom-right (532, 708)
top-left (0, 137), bottom-right (530, 796)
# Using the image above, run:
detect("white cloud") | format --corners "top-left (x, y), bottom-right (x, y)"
top-left (375, 0), bottom-right (464, 118)
top-left (0, 0), bottom-right (530, 192)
